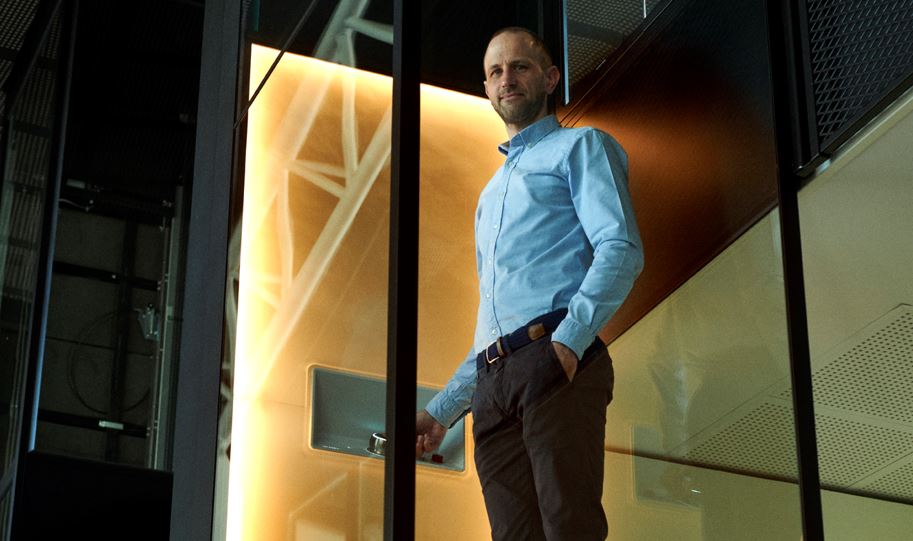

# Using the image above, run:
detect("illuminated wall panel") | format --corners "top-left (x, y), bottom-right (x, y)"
top-left (229, 45), bottom-right (504, 540)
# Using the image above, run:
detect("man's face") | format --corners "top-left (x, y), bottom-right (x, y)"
top-left (483, 32), bottom-right (559, 132)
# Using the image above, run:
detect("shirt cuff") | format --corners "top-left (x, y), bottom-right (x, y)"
top-left (424, 392), bottom-right (468, 429)
top-left (551, 317), bottom-right (595, 360)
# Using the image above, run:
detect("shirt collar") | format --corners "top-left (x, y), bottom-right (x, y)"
top-left (497, 115), bottom-right (560, 156)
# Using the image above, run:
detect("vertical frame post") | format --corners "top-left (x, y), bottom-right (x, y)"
top-left (170, 0), bottom-right (241, 539)
top-left (767, 1), bottom-right (825, 540)
top-left (385, 0), bottom-right (420, 540)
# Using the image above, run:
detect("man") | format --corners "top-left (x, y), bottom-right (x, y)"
top-left (416, 27), bottom-right (643, 540)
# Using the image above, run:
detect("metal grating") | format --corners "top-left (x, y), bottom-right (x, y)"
top-left (0, 0), bottom-right (42, 130)
top-left (0, 0), bottom-right (41, 52)
top-left (565, 0), bottom-right (652, 87)
top-left (567, 34), bottom-right (610, 89)
top-left (806, 0), bottom-right (913, 147)
top-left (10, 65), bottom-right (55, 128)
top-left (2, 7), bottom-right (60, 304)
top-left (567, 0), bottom-right (645, 31)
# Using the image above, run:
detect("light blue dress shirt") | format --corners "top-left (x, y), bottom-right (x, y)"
top-left (425, 115), bottom-right (643, 428)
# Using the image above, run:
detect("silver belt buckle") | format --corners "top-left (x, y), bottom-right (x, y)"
top-left (485, 337), bottom-right (505, 364)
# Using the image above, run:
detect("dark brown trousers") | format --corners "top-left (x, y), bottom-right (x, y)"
top-left (472, 336), bottom-right (614, 541)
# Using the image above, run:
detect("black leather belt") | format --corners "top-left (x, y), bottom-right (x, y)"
top-left (475, 309), bottom-right (568, 371)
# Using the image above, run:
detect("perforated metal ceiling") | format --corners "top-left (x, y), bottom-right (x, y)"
top-left (677, 305), bottom-right (913, 502)
top-left (685, 402), bottom-right (798, 480)
top-left (778, 309), bottom-right (913, 424)
top-left (862, 460), bottom-right (913, 501)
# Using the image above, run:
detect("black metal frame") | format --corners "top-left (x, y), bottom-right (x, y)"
top-left (767, 1), bottom-right (824, 540)
top-left (105, 221), bottom-right (139, 461)
top-left (539, 0), bottom-right (565, 109)
top-left (785, 0), bottom-right (823, 177)
top-left (384, 1), bottom-right (420, 539)
top-left (169, 0), bottom-right (241, 539)
top-left (37, 409), bottom-right (148, 438)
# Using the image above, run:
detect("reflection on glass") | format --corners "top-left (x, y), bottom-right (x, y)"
top-left (799, 91), bottom-right (913, 538)
top-left (605, 211), bottom-right (806, 539)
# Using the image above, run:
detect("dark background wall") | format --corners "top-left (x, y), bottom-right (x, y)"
top-left (563, 0), bottom-right (781, 342)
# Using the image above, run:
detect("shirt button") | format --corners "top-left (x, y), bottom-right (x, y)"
top-left (490, 328), bottom-right (497, 336)
top-left (485, 292), bottom-right (491, 299)
top-left (487, 257), bottom-right (492, 264)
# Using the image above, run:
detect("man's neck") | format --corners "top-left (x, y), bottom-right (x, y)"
top-left (505, 110), bottom-right (550, 139)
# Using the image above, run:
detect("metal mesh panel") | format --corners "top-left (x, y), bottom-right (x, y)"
top-left (565, 0), bottom-right (660, 88)
top-left (0, 0), bottom-right (42, 132)
top-left (806, 0), bottom-right (913, 147)
top-left (0, 0), bottom-right (41, 52)
top-left (1, 9), bottom-right (60, 301)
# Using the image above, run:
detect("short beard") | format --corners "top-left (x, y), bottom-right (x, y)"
top-left (494, 91), bottom-right (546, 128)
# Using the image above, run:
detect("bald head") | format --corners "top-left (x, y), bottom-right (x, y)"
top-left (482, 28), bottom-right (561, 137)
top-left (486, 27), bottom-right (554, 71)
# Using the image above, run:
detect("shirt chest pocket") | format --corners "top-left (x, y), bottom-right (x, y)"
top-left (512, 170), bottom-right (571, 209)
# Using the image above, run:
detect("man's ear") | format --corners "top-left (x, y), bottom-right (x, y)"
top-left (545, 65), bottom-right (560, 95)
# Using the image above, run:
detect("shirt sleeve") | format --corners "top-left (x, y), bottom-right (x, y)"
top-left (551, 129), bottom-right (644, 358)
top-left (423, 349), bottom-right (476, 428)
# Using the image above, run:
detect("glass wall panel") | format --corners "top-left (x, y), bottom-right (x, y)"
top-left (229, 47), bottom-right (514, 541)
top-left (224, 0), bottom-right (394, 533)
top-left (414, 85), bottom-right (505, 540)
top-left (799, 89), bottom-right (913, 540)
top-left (604, 211), bottom-right (805, 540)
